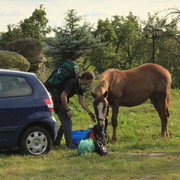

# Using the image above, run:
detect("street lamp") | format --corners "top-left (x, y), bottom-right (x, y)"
top-left (143, 26), bottom-right (162, 63)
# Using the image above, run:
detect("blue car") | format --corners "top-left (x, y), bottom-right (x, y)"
top-left (0, 69), bottom-right (57, 155)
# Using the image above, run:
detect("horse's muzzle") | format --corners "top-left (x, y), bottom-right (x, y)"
top-left (98, 119), bottom-right (105, 128)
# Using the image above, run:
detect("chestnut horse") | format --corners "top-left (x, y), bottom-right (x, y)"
top-left (92, 63), bottom-right (172, 143)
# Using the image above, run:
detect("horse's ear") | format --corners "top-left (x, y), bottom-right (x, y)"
top-left (103, 91), bottom-right (108, 98)
top-left (91, 91), bottom-right (97, 98)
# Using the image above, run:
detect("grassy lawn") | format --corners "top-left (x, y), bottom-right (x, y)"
top-left (0, 89), bottom-right (179, 180)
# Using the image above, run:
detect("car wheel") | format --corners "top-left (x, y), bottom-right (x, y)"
top-left (20, 126), bottom-right (52, 155)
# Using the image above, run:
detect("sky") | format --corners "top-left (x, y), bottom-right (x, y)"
top-left (0, 0), bottom-right (180, 35)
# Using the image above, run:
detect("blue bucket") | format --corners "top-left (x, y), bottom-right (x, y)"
top-left (72, 128), bottom-right (91, 146)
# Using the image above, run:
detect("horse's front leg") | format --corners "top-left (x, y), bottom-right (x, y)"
top-left (104, 105), bottom-right (109, 133)
top-left (104, 106), bottom-right (109, 143)
top-left (111, 105), bottom-right (119, 144)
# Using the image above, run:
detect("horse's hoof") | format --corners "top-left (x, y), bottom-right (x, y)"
top-left (110, 140), bottom-right (116, 144)
top-left (161, 132), bottom-right (169, 137)
top-left (166, 131), bottom-right (169, 137)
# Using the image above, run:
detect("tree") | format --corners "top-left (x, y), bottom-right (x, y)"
top-left (90, 10), bottom-right (180, 88)
top-left (45, 9), bottom-right (101, 68)
top-left (0, 5), bottom-right (50, 49)
top-left (92, 12), bottom-right (144, 71)
top-left (161, 8), bottom-right (180, 88)
top-left (143, 11), bottom-right (180, 86)
top-left (111, 13), bottom-right (145, 69)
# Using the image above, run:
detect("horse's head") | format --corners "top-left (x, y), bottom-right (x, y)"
top-left (91, 91), bottom-right (109, 129)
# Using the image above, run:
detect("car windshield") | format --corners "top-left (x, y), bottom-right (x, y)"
top-left (0, 75), bottom-right (32, 98)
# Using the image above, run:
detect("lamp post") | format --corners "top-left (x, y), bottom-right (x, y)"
top-left (143, 26), bottom-right (162, 63)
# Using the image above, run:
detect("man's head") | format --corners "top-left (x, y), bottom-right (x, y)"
top-left (79, 71), bottom-right (95, 86)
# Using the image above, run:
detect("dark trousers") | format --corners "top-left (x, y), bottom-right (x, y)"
top-left (54, 105), bottom-right (73, 147)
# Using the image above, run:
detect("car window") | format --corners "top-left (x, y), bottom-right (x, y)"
top-left (0, 75), bottom-right (32, 98)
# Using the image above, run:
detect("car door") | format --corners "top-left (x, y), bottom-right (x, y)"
top-left (0, 75), bottom-right (32, 146)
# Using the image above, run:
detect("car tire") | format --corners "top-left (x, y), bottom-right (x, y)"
top-left (20, 126), bottom-right (52, 155)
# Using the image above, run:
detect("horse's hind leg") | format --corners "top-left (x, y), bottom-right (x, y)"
top-left (150, 93), bottom-right (170, 137)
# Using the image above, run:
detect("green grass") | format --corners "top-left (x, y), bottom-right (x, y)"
top-left (0, 89), bottom-right (180, 180)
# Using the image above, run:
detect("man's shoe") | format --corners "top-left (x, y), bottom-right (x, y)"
top-left (53, 141), bottom-right (60, 147)
top-left (67, 144), bottom-right (77, 149)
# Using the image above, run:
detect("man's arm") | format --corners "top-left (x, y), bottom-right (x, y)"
top-left (60, 91), bottom-right (72, 118)
top-left (78, 95), bottom-right (96, 122)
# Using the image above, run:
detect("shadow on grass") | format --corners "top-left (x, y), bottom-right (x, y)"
top-left (0, 148), bottom-right (21, 156)
top-left (108, 138), bottom-right (180, 153)
top-left (124, 143), bottom-right (179, 151)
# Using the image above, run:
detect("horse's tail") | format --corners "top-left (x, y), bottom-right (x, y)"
top-left (167, 71), bottom-right (172, 118)
top-left (165, 88), bottom-right (171, 118)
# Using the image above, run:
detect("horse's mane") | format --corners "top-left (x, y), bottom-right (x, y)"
top-left (93, 70), bottom-right (112, 96)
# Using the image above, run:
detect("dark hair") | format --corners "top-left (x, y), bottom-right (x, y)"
top-left (80, 71), bottom-right (95, 80)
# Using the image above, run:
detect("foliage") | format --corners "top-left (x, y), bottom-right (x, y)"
top-left (90, 11), bottom-right (180, 87)
top-left (91, 12), bottom-right (145, 71)
top-left (0, 7), bottom-right (180, 87)
top-left (0, 5), bottom-right (50, 49)
top-left (88, 45), bottom-right (119, 72)
top-left (143, 13), bottom-right (180, 87)
top-left (0, 89), bottom-right (179, 180)
top-left (45, 9), bottom-right (101, 68)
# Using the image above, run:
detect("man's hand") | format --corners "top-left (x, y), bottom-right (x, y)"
top-left (89, 112), bottom-right (96, 122)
